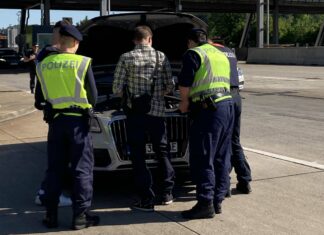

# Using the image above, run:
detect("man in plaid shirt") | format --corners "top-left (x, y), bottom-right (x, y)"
top-left (113, 25), bottom-right (175, 211)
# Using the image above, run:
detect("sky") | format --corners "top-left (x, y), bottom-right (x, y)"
top-left (0, 9), bottom-right (100, 28)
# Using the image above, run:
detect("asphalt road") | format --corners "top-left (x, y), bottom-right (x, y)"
top-left (2, 64), bottom-right (322, 165)
top-left (0, 68), bottom-right (30, 91)
top-left (238, 63), bottom-right (324, 165)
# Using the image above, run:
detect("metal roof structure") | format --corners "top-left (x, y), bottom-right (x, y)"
top-left (4, 0), bottom-right (324, 51)
top-left (2, 0), bottom-right (324, 13)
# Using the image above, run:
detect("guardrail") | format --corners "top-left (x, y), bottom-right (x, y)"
top-left (246, 47), bottom-right (324, 65)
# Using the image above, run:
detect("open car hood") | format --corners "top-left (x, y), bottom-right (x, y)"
top-left (77, 12), bottom-right (208, 67)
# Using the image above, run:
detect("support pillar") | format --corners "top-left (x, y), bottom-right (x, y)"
top-left (315, 21), bottom-right (324, 46)
top-left (257, 0), bottom-right (264, 48)
top-left (100, 0), bottom-right (110, 16)
top-left (42, 0), bottom-right (50, 26)
top-left (273, 0), bottom-right (279, 44)
top-left (175, 0), bottom-right (182, 12)
top-left (239, 13), bottom-right (252, 48)
top-left (20, 9), bottom-right (26, 34)
top-left (18, 8), bottom-right (27, 54)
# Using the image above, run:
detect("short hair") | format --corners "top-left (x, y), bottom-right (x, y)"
top-left (187, 28), bottom-right (208, 44)
top-left (133, 25), bottom-right (153, 41)
top-left (59, 35), bottom-right (76, 48)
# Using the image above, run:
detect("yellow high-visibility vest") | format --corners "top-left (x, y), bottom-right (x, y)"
top-left (36, 53), bottom-right (92, 110)
top-left (189, 43), bottom-right (231, 103)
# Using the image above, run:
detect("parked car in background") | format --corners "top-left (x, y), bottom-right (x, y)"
top-left (77, 12), bottom-right (208, 171)
top-left (0, 48), bottom-right (24, 68)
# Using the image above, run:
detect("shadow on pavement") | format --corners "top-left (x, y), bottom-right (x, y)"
top-left (0, 67), bottom-right (29, 74)
top-left (0, 141), bottom-right (196, 233)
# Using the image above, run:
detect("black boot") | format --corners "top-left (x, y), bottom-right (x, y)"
top-left (214, 203), bottom-right (222, 214)
top-left (42, 208), bottom-right (58, 228)
top-left (181, 201), bottom-right (215, 219)
top-left (225, 188), bottom-right (231, 198)
top-left (72, 212), bottom-right (100, 230)
top-left (236, 182), bottom-right (252, 194)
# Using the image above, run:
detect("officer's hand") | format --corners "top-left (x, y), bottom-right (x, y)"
top-left (179, 100), bottom-right (189, 113)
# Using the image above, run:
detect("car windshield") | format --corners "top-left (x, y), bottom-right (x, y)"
top-left (0, 50), bottom-right (18, 56)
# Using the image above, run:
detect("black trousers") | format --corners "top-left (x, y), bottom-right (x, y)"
top-left (44, 115), bottom-right (94, 216)
top-left (230, 89), bottom-right (252, 184)
top-left (189, 99), bottom-right (234, 205)
top-left (29, 71), bottom-right (36, 92)
top-left (126, 113), bottom-right (175, 200)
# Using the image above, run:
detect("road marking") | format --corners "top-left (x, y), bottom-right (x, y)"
top-left (252, 75), bottom-right (307, 81)
top-left (244, 147), bottom-right (324, 170)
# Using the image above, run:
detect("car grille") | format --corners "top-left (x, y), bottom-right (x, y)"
top-left (110, 115), bottom-right (190, 161)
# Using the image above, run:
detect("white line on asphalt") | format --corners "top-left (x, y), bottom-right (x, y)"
top-left (244, 147), bottom-right (324, 170)
top-left (252, 75), bottom-right (303, 81)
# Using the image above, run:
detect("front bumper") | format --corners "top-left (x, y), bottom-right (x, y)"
top-left (90, 110), bottom-right (190, 171)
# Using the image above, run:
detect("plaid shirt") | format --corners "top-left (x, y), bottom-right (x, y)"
top-left (113, 44), bottom-right (174, 117)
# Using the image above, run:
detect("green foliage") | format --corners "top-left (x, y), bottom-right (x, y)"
top-left (76, 16), bottom-right (89, 27)
top-left (207, 13), bottom-right (324, 47)
top-left (279, 14), bottom-right (324, 46)
top-left (207, 13), bottom-right (246, 47)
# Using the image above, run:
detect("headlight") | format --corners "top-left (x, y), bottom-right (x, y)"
top-left (90, 117), bottom-right (101, 133)
top-left (237, 67), bottom-right (244, 90)
top-left (0, 58), bottom-right (6, 62)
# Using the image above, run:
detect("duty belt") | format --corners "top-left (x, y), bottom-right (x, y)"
top-left (54, 107), bottom-right (90, 115)
top-left (195, 92), bottom-right (231, 103)
top-left (193, 92), bottom-right (231, 110)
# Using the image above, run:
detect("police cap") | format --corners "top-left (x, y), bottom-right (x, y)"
top-left (187, 28), bottom-right (208, 44)
top-left (59, 25), bottom-right (83, 41)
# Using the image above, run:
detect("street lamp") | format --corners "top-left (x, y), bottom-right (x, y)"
top-left (16, 11), bottom-right (21, 29)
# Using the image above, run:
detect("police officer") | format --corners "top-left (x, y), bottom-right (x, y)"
top-left (211, 42), bottom-right (252, 195)
top-left (178, 28), bottom-right (234, 219)
top-left (34, 20), bottom-right (73, 208)
top-left (24, 43), bottom-right (39, 93)
top-left (35, 25), bottom-right (99, 230)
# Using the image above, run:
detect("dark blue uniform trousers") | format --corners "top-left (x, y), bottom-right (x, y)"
top-left (189, 99), bottom-right (234, 205)
top-left (126, 113), bottom-right (175, 200)
top-left (44, 115), bottom-right (94, 216)
top-left (231, 90), bottom-right (252, 184)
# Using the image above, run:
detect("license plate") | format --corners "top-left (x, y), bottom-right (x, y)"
top-left (10, 62), bottom-right (18, 65)
top-left (145, 142), bottom-right (178, 154)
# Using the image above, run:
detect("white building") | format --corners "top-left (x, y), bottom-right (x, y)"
top-left (7, 25), bottom-right (19, 48)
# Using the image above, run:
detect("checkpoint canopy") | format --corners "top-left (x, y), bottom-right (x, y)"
top-left (1, 0), bottom-right (324, 13)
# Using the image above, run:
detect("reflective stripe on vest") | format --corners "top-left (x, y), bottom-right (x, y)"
top-left (189, 44), bottom-right (231, 102)
top-left (36, 53), bottom-right (92, 109)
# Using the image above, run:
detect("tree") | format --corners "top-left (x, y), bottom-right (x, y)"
top-left (207, 13), bottom-right (246, 47)
top-left (207, 13), bottom-right (324, 47)
top-left (279, 14), bottom-right (324, 46)
top-left (76, 16), bottom-right (90, 27)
